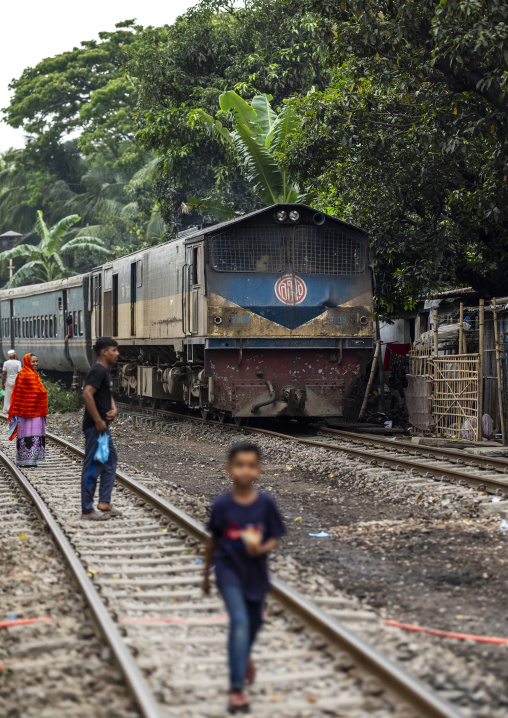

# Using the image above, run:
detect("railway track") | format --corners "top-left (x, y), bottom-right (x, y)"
top-left (0, 423), bottom-right (464, 718)
top-left (0, 444), bottom-right (142, 718)
top-left (117, 404), bottom-right (508, 497)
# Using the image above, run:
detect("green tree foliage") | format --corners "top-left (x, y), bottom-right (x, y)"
top-left (128, 0), bottom-right (328, 230)
top-left (284, 0), bottom-right (508, 310)
top-left (4, 21), bottom-right (144, 173)
top-left (0, 212), bottom-right (109, 288)
top-left (188, 91), bottom-right (309, 218)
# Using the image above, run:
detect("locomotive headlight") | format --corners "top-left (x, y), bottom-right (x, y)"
top-left (275, 210), bottom-right (287, 222)
top-left (289, 210), bottom-right (300, 222)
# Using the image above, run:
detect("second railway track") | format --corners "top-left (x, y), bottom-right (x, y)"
top-left (116, 404), bottom-right (508, 497)
top-left (0, 424), bottom-right (465, 718)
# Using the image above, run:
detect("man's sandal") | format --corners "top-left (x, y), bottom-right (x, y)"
top-left (81, 510), bottom-right (110, 521)
top-left (98, 505), bottom-right (121, 517)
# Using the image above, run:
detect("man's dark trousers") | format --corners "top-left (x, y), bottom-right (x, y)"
top-left (81, 427), bottom-right (117, 514)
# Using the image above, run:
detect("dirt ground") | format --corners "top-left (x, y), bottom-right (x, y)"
top-left (48, 412), bottom-right (508, 698)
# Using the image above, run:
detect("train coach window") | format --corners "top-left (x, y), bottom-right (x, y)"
top-left (36, 317), bottom-right (40, 338)
top-left (49, 315), bottom-right (53, 337)
top-left (73, 311), bottom-right (78, 337)
top-left (45, 316), bottom-right (48, 338)
top-left (78, 310), bottom-right (83, 335)
top-left (17, 319), bottom-right (20, 337)
top-left (290, 226), bottom-right (367, 275)
top-left (211, 228), bottom-right (283, 272)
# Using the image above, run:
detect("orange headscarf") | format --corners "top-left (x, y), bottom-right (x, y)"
top-left (8, 353), bottom-right (48, 427)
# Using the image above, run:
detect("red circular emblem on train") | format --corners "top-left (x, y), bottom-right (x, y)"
top-left (274, 274), bottom-right (307, 305)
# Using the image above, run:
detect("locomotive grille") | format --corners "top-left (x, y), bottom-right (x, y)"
top-left (291, 226), bottom-right (367, 275)
top-left (210, 225), bottom-right (367, 275)
top-left (211, 228), bottom-right (284, 272)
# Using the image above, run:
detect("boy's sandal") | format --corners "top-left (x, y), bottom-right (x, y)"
top-left (245, 659), bottom-right (256, 685)
top-left (81, 510), bottom-right (110, 521)
top-left (227, 691), bottom-right (250, 714)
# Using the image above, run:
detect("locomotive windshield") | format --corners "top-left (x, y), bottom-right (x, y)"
top-left (211, 224), bottom-right (366, 275)
top-left (211, 227), bottom-right (284, 272)
top-left (290, 226), bottom-right (367, 275)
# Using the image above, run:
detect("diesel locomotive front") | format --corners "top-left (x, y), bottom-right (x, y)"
top-left (104, 203), bottom-right (373, 421)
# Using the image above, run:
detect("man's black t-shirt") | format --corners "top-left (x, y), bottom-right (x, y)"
top-left (83, 363), bottom-right (113, 430)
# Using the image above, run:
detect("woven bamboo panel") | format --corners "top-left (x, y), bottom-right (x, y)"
top-left (428, 354), bottom-right (480, 440)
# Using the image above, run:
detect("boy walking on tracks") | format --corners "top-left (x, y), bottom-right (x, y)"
top-left (80, 337), bottom-right (119, 521)
top-left (203, 442), bottom-right (286, 713)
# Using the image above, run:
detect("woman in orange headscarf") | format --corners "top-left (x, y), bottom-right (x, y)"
top-left (8, 353), bottom-right (48, 466)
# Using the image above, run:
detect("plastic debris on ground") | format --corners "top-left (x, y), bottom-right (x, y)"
top-left (308, 532), bottom-right (329, 538)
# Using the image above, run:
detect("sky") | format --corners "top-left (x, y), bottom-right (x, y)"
top-left (0, 0), bottom-right (198, 153)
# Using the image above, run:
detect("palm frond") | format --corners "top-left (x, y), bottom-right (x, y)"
top-left (34, 211), bottom-right (51, 248)
top-left (219, 92), bottom-right (259, 134)
top-left (3, 261), bottom-right (46, 288)
top-left (145, 211), bottom-right (166, 239)
top-left (132, 156), bottom-right (160, 182)
top-left (233, 125), bottom-right (283, 205)
top-left (251, 94), bottom-right (276, 141)
top-left (0, 244), bottom-right (42, 262)
top-left (46, 214), bottom-right (81, 253)
top-left (59, 239), bottom-right (110, 257)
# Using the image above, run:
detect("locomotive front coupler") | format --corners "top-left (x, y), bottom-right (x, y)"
top-left (281, 386), bottom-right (307, 411)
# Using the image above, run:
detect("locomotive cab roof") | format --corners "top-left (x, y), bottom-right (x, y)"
top-left (179, 203), bottom-right (367, 243)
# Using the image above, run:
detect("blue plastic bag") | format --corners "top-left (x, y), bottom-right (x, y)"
top-left (94, 433), bottom-right (110, 464)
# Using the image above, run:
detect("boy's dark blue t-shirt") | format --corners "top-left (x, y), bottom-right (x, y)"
top-left (207, 491), bottom-right (286, 601)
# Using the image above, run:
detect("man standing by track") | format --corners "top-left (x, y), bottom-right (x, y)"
top-left (2, 349), bottom-right (22, 413)
top-left (80, 337), bottom-right (119, 521)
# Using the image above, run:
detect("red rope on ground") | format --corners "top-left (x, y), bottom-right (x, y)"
top-left (0, 617), bottom-right (53, 629)
top-left (120, 615), bottom-right (229, 624)
top-left (381, 619), bottom-right (508, 645)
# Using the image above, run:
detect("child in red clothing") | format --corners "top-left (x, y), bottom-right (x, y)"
top-left (203, 442), bottom-right (286, 713)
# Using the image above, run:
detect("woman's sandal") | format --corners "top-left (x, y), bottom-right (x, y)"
top-left (81, 510), bottom-right (110, 521)
top-left (227, 691), bottom-right (250, 714)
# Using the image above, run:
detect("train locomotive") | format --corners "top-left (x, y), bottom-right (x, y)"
top-left (0, 204), bottom-right (373, 422)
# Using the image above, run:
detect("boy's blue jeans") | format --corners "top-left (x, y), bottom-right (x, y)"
top-left (221, 584), bottom-right (264, 691)
top-left (81, 427), bottom-right (117, 514)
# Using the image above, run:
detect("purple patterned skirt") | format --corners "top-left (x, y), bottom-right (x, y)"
top-left (15, 416), bottom-right (46, 466)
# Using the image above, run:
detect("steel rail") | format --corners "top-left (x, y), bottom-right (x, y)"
top-left (116, 405), bottom-right (508, 495)
top-left (44, 430), bottom-right (463, 718)
top-left (319, 427), bottom-right (508, 474)
top-left (0, 447), bottom-right (162, 718)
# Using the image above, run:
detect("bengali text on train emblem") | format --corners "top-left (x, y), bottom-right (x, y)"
top-left (274, 274), bottom-right (307, 305)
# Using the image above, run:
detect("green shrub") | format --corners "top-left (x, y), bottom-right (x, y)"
top-left (41, 373), bottom-right (82, 414)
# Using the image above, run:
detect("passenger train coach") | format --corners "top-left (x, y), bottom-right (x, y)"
top-left (0, 204), bottom-right (373, 422)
